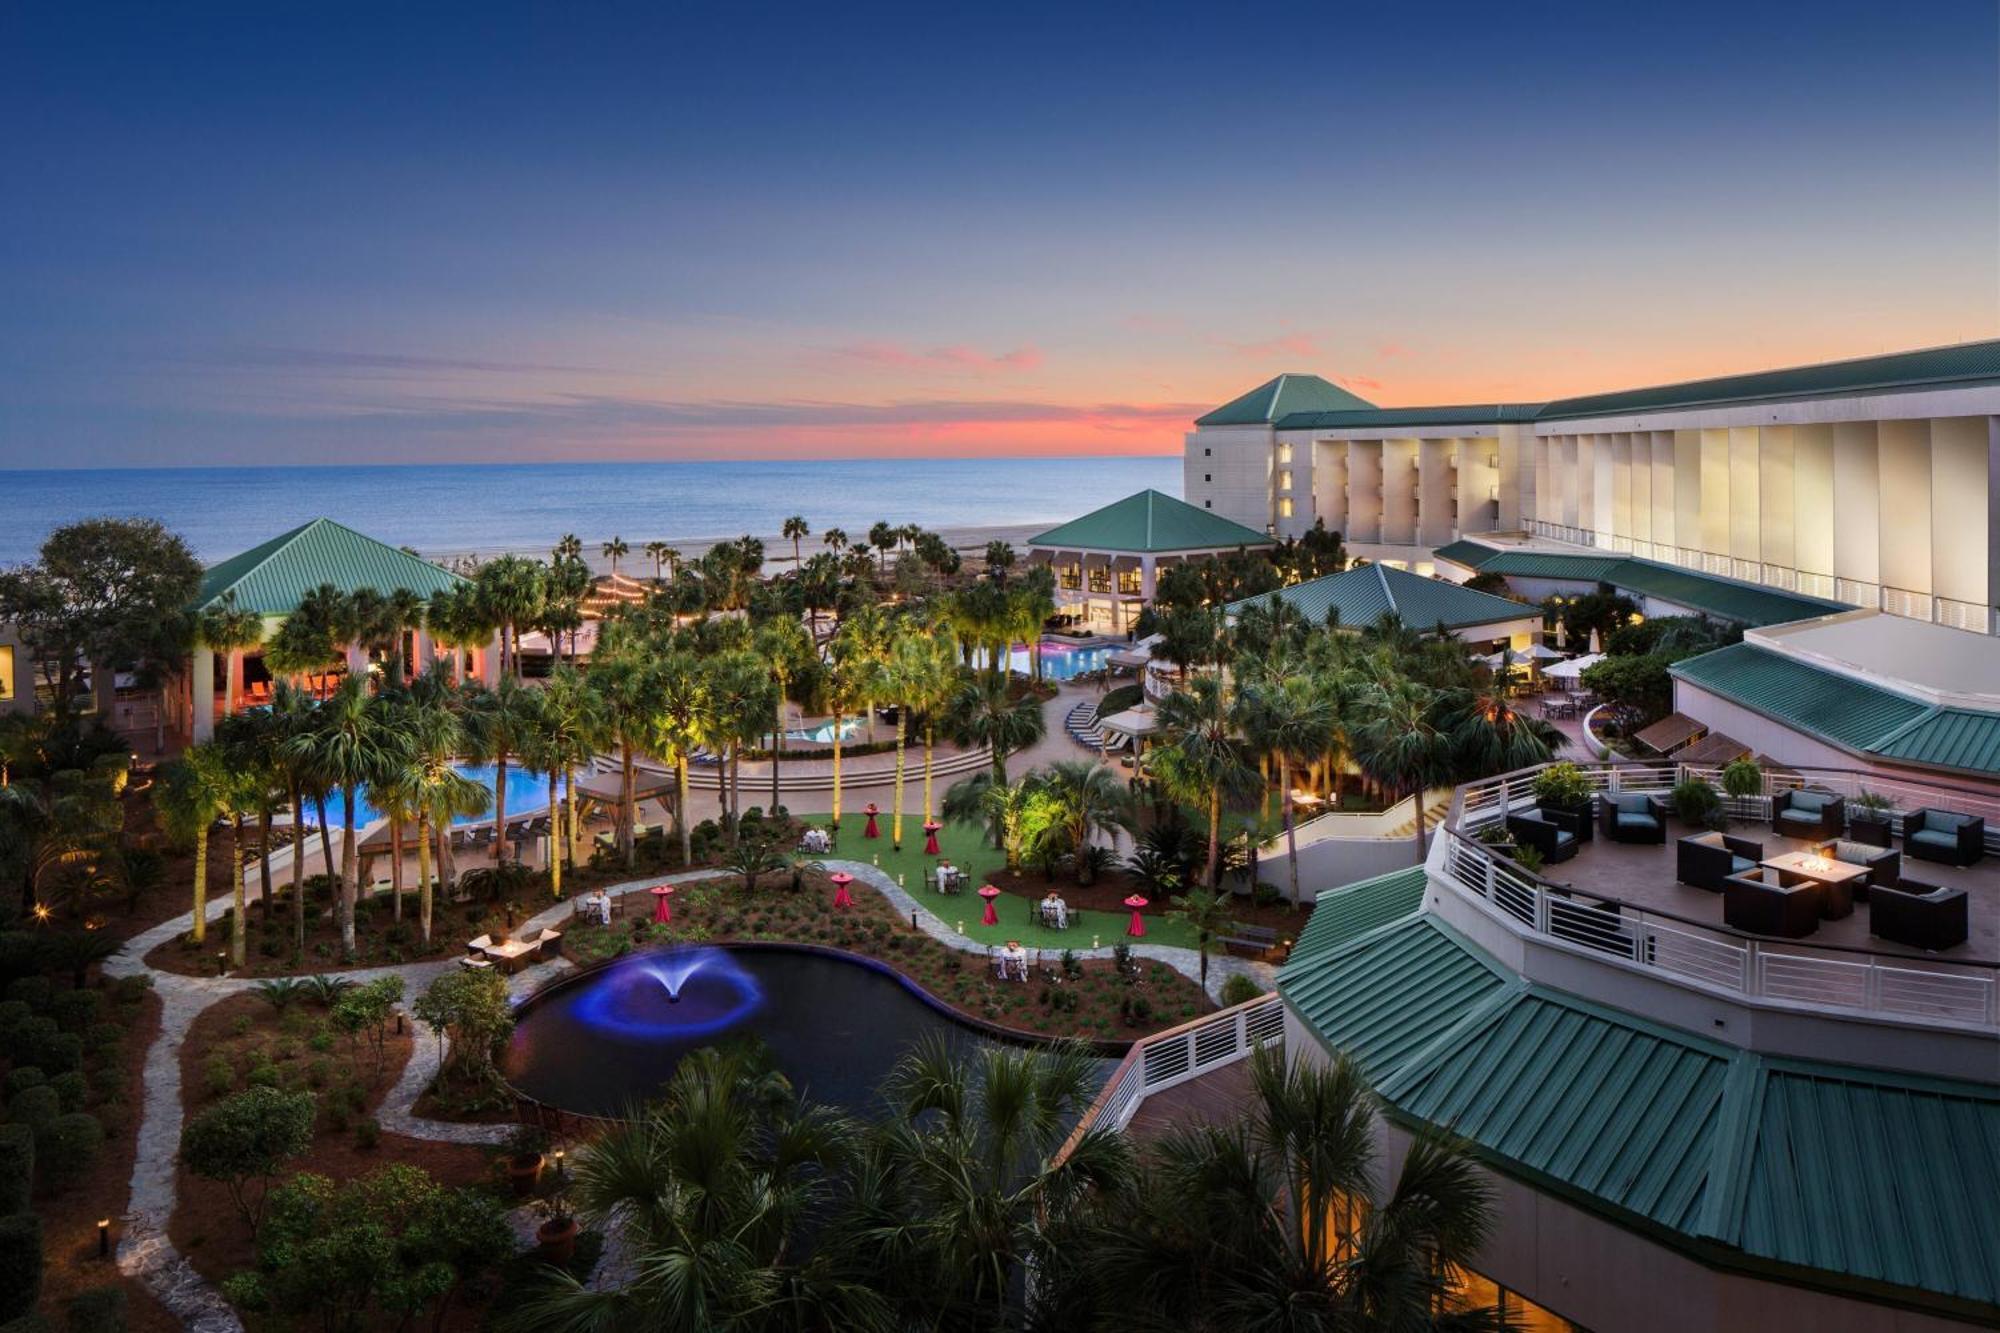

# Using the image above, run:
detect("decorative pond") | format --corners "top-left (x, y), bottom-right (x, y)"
top-left (502, 944), bottom-right (1075, 1118)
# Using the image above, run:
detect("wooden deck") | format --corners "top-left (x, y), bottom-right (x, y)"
top-left (1123, 1059), bottom-right (1257, 1143)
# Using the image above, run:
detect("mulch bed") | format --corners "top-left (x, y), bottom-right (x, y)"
top-left (996, 868), bottom-right (1316, 936)
top-left (32, 986), bottom-right (180, 1332)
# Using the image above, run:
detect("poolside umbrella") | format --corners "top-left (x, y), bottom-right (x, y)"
top-left (1123, 894), bottom-right (1149, 938)
top-left (977, 883), bottom-right (1002, 926)
top-left (829, 871), bottom-right (855, 911)
top-left (648, 884), bottom-right (675, 924)
top-left (863, 803), bottom-right (881, 839)
top-left (923, 820), bottom-right (942, 856)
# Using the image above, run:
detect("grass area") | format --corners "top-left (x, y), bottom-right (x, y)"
top-left (800, 813), bottom-right (1200, 951)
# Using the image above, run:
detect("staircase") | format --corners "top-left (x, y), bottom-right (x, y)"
top-left (1385, 789), bottom-right (1455, 839)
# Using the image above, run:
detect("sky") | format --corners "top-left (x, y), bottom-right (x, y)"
top-left (2, 0), bottom-right (1997, 468)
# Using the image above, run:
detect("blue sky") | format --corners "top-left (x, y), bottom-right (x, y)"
top-left (2, 0), bottom-right (1995, 466)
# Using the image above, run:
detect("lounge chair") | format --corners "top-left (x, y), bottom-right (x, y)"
top-left (1869, 874), bottom-right (1970, 951)
top-left (1722, 867), bottom-right (1821, 938)
top-left (1902, 809), bottom-right (1985, 866)
top-left (1506, 810), bottom-right (1579, 865)
top-left (1811, 839), bottom-right (1901, 900)
top-left (1772, 788), bottom-right (1844, 841)
top-left (1599, 792), bottom-right (1666, 844)
top-left (1677, 832), bottom-right (1763, 893)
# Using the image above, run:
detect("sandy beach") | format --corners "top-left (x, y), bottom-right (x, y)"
top-left (423, 520), bottom-right (1051, 576)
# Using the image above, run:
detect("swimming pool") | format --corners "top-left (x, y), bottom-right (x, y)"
top-left (1005, 642), bottom-right (1113, 681)
top-left (331, 762), bottom-right (555, 828)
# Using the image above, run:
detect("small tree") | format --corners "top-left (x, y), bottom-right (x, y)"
top-left (722, 832), bottom-right (785, 891)
top-left (331, 976), bottom-right (405, 1078)
top-left (178, 1087), bottom-right (314, 1237)
top-left (1165, 887), bottom-right (1239, 993)
top-left (411, 968), bottom-right (513, 1094)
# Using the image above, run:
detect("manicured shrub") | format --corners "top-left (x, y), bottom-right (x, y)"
top-left (0, 1211), bottom-right (42, 1320)
top-left (37, 1113), bottom-right (102, 1192)
top-left (0, 1125), bottom-right (33, 1214)
top-left (84, 1023), bottom-right (123, 1055)
top-left (48, 990), bottom-right (103, 1034)
top-left (179, 1087), bottom-right (315, 1237)
top-left (4, 1070), bottom-right (45, 1100)
top-left (2, 1018), bottom-right (55, 1066)
top-left (35, 1032), bottom-right (82, 1076)
top-left (110, 975), bottom-right (152, 1007)
top-left (5, 978), bottom-right (51, 1011)
top-left (65, 1284), bottom-right (127, 1333)
top-left (47, 1072), bottom-right (87, 1114)
top-left (0, 1313), bottom-right (51, 1333)
top-left (202, 1054), bottom-right (235, 1099)
top-left (0, 1003), bottom-right (29, 1040)
top-left (7, 1087), bottom-right (59, 1139)
top-left (1220, 973), bottom-right (1265, 1007)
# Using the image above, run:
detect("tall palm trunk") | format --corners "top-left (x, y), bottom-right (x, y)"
top-left (191, 826), bottom-right (209, 945)
top-left (416, 812), bottom-right (434, 946)
top-left (890, 709), bottom-right (909, 848)
top-left (1281, 754), bottom-right (1301, 907)
top-left (830, 706), bottom-right (845, 831)
top-left (257, 807), bottom-right (273, 912)
top-left (492, 751), bottom-right (508, 863)
top-left (729, 745), bottom-right (742, 841)
top-left (771, 684), bottom-right (787, 811)
top-left (389, 816), bottom-right (405, 919)
top-left (563, 768), bottom-right (577, 871)
top-left (436, 818), bottom-right (454, 901)
top-left (1206, 787), bottom-right (1222, 891)
top-left (289, 781), bottom-right (306, 959)
top-left (676, 756), bottom-right (693, 867)
top-left (230, 814), bottom-right (247, 968)
top-left (314, 793), bottom-right (334, 885)
top-left (619, 746), bottom-right (637, 868)
top-left (922, 721), bottom-right (936, 821)
top-left (547, 780), bottom-right (562, 900)
top-left (339, 790), bottom-right (359, 960)
top-left (1411, 785), bottom-right (1427, 863)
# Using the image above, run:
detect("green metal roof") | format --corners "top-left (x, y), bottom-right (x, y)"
top-left (1282, 915), bottom-right (2000, 1314)
top-left (1225, 563), bottom-right (1536, 631)
top-left (194, 518), bottom-right (468, 615)
top-left (1671, 642), bottom-right (2000, 779)
top-left (1025, 489), bottom-right (1273, 553)
top-left (1278, 915), bottom-right (1512, 1082)
top-left (1464, 550), bottom-right (1633, 582)
top-left (1453, 549), bottom-right (1845, 626)
top-left (1274, 403), bottom-right (1545, 431)
top-left (1194, 374), bottom-right (1376, 427)
top-left (1289, 865), bottom-right (1429, 965)
top-left (1539, 339), bottom-right (2000, 422)
top-left (1432, 539), bottom-right (1501, 571)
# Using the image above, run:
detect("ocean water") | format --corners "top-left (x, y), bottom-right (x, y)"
top-left (0, 456), bottom-right (1181, 565)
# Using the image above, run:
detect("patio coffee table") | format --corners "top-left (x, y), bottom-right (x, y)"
top-left (1762, 850), bottom-right (1867, 920)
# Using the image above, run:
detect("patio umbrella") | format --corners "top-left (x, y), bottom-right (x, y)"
top-left (923, 820), bottom-right (942, 856)
top-left (1525, 643), bottom-right (1567, 661)
top-left (1588, 628), bottom-right (1602, 654)
top-left (863, 803), bottom-right (881, 839)
top-left (829, 871), bottom-right (855, 910)
top-left (1546, 652), bottom-right (1605, 681)
top-left (1123, 894), bottom-right (1149, 938)
top-left (977, 883), bottom-right (1002, 926)
top-left (648, 884), bottom-right (675, 924)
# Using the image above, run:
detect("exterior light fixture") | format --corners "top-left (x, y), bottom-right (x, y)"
top-left (98, 1219), bottom-right (111, 1258)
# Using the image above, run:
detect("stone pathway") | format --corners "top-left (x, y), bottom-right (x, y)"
top-left (99, 848), bottom-right (1270, 1325)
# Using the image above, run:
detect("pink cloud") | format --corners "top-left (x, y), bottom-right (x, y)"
top-left (1222, 331), bottom-right (1321, 361)
top-left (828, 340), bottom-right (1044, 374)
top-left (1337, 375), bottom-right (1385, 393)
top-left (1372, 341), bottom-right (1412, 359)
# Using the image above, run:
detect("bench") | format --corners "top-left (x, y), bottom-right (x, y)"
top-left (1220, 924), bottom-right (1283, 959)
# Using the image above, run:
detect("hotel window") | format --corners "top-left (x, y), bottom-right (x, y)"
top-left (1279, 471), bottom-right (1293, 492)
top-left (0, 646), bottom-right (12, 702)
top-left (1276, 442), bottom-right (1294, 465)
top-left (1057, 562), bottom-right (1081, 592)
top-left (1204, 500), bottom-right (1212, 508)
top-left (1116, 569), bottom-right (1142, 596)
top-left (1204, 474), bottom-right (1211, 483)
top-left (1087, 567), bottom-right (1112, 593)
top-left (1278, 497), bottom-right (1294, 519)
top-left (1203, 447), bottom-right (1211, 456)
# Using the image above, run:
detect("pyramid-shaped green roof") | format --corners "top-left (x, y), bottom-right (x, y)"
top-left (194, 518), bottom-right (468, 615)
top-left (1225, 562), bottom-right (1533, 631)
top-left (1194, 373), bottom-right (1376, 427)
top-left (1026, 490), bottom-right (1273, 554)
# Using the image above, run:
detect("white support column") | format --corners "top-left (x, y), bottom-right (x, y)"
top-left (1139, 555), bottom-right (1157, 601)
top-left (192, 648), bottom-right (216, 743)
top-left (415, 629), bottom-right (434, 672)
top-left (345, 641), bottom-right (369, 681)
top-left (482, 630), bottom-right (503, 685)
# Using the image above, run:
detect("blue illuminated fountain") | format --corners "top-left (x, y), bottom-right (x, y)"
top-left (569, 946), bottom-right (763, 1041)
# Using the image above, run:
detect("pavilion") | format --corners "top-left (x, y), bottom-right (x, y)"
top-left (1224, 561), bottom-right (1544, 650)
top-left (1023, 489), bottom-right (1275, 634)
top-left (186, 518), bottom-right (477, 741)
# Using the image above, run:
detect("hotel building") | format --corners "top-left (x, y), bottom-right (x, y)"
top-left (1185, 341), bottom-right (2000, 635)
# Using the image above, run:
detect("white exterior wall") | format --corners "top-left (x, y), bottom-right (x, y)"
top-left (1184, 425), bottom-right (1274, 533)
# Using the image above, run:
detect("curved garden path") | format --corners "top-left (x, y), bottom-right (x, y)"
top-left (101, 854), bottom-right (1274, 1328)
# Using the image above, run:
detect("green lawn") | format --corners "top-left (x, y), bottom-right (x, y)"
top-left (797, 811), bottom-right (1198, 951)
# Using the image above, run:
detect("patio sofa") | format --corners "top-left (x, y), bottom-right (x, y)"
top-left (1902, 809), bottom-right (1985, 867)
top-left (1810, 839), bottom-right (1902, 901)
top-left (1722, 867), bottom-right (1822, 938)
top-left (1507, 810), bottom-right (1581, 865)
top-left (1599, 792), bottom-right (1667, 844)
top-left (1771, 788), bottom-right (1845, 842)
top-left (1677, 832), bottom-right (1763, 893)
top-left (1539, 803), bottom-right (1595, 846)
top-left (1869, 874), bottom-right (1970, 951)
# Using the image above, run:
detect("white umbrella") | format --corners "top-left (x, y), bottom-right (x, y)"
top-left (1545, 652), bottom-right (1604, 681)
top-left (1588, 628), bottom-right (1602, 654)
top-left (1525, 643), bottom-right (1566, 661)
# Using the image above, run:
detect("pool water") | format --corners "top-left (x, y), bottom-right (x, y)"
top-left (784, 717), bottom-right (863, 744)
top-left (973, 641), bottom-right (1113, 681)
top-left (503, 944), bottom-right (1077, 1118)
top-left (332, 762), bottom-right (555, 828)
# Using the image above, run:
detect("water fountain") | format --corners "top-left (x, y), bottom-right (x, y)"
top-left (569, 946), bottom-right (764, 1040)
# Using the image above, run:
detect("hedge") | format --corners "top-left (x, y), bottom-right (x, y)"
top-left (38, 1113), bottom-right (103, 1192)
top-left (0, 1212), bottom-right (42, 1321)
top-left (0, 1127), bottom-right (30, 1214)
top-left (65, 1286), bottom-right (126, 1333)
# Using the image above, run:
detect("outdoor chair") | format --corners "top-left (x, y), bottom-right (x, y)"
top-left (1677, 832), bottom-right (1763, 893)
top-left (1771, 788), bottom-right (1844, 842)
top-left (1811, 839), bottom-right (1901, 900)
top-left (1506, 810), bottom-right (1579, 865)
top-left (1540, 803), bottom-right (1595, 845)
top-left (1868, 874), bottom-right (1969, 951)
top-left (1599, 792), bottom-right (1666, 844)
top-left (1903, 809), bottom-right (1985, 866)
top-left (1722, 867), bottom-right (1822, 938)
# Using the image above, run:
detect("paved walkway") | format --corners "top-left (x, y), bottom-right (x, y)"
top-left (99, 813), bottom-right (1271, 1327)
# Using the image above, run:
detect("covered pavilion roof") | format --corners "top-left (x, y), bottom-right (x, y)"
top-left (1026, 490), bottom-right (1273, 554)
top-left (194, 518), bottom-right (466, 616)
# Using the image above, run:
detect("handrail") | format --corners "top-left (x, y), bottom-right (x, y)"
top-left (1438, 759), bottom-right (1999, 1031)
top-left (1051, 993), bottom-right (1284, 1166)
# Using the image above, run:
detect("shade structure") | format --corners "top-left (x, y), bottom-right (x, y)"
top-left (1525, 643), bottom-right (1567, 661)
top-left (828, 871), bottom-right (854, 911)
top-left (863, 804), bottom-right (881, 839)
top-left (922, 821), bottom-right (941, 855)
top-left (1545, 653), bottom-right (1605, 681)
top-left (977, 883), bottom-right (1002, 926)
top-left (648, 884), bottom-right (675, 924)
top-left (1123, 894), bottom-right (1148, 938)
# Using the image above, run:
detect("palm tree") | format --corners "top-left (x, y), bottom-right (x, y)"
top-left (1447, 685), bottom-right (1567, 776)
top-left (1037, 759), bottom-right (1136, 884)
top-left (552, 532), bottom-right (582, 563)
top-left (282, 675), bottom-right (408, 958)
top-left (534, 665), bottom-right (608, 892)
top-left (822, 526), bottom-right (848, 554)
top-left (1165, 885), bottom-right (1238, 992)
top-left (216, 708), bottom-right (288, 918)
top-left (895, 631), bottom-right (957, 826)
top-left (649, 652), bottom-right (712, 868)
top-left (782, 514), bottom-right (810, 568)
top-left (868, 521), bottom-right (897, 573)
top-left (153, 743), bottom-right (238, 950)
top-left (756, 618), bottom-right (816, 812)
top-left (399, 679), bottom-right (486, 944)
top-left (1, 762), bottom-right (121, 921)
top-left (586, 646), bottom-right (661, 869)
top-left (941, 770), bottom-right (1033, 869)
top-left (1240, 675), bottom-right (1336, 906)
top-left (1068, 1047), bottom-right (1500, 1331)
top-left (601, 536), bottom-right (629, 577)
top-left (463, 677), bottom-right (539, 862)
top-left (942, 674), bottom-right (1046, 849)
top-left (1354, 675), bottom-right (1456, 862)
top-left (475, 555), bottom-right (545, 679)
top-left (425, 584), bottom-right (497, 685)
top-left (643, 540), bottom-right (669, 581)
top-left (198, 590), bottom-right (265, 717)
top-left (1010, 574), bottom-right (1057, 681)
top-left (504, 1046), bottom-right (887, 1333)
top-left (1152, 676), bottom-right (1260, 891)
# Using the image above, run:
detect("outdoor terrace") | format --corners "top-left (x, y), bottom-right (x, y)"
top-left (1440, 760), bottom-right (2000, 1040)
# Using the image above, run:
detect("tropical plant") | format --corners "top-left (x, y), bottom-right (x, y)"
top-left (178, 1087), bottom-right (315, 1238)
top-left (1352, 675), bottom-right (1457, 862)
top-left (1447, 686), bottom-right (1568, 778)
top-left (781, 514), bottom-right (810, 568)
top-left (601, 536), bottom-right (629, 577)
top-left (153, 743), bottom-right (245, 950)
top-left (723, 832), bottom-right (786, 891)
top-left (1165, 886), bottom-right (1238, 992)
top-left (198, 590), bottom-right (265, 717)
top-left (1530, 759), bottom-right (1594, 810)
top-left (282, 676), bottom-right (409, 959)
top-left (1034, 759), bottom-right (1136, 884)
top-left (1240, 675), bottom-right (1335, 906)
top-left (1151, 676), bottom-right (1259, 890)
top-left (1671, 777), bottom-right (1723, 827)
